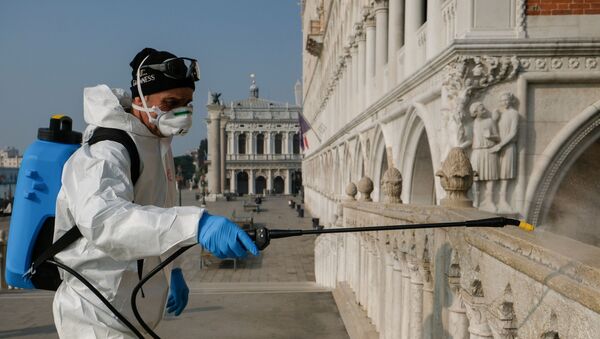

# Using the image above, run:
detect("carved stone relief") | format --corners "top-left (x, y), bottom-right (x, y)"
top-left (441, 55), bottom-right (520, 158)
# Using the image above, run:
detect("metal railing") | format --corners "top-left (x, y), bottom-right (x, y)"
top-left (225, 154), bottom-right (303, 161)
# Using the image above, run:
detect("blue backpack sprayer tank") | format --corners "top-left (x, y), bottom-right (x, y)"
top-left (5, 115), bottom-right (81, 289)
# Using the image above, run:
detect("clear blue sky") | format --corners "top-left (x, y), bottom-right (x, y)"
top-left (0, 0), bottom-right (302, 156)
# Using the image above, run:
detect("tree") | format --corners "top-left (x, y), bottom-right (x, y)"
top-left (174, 155), bottom-right (196, 183)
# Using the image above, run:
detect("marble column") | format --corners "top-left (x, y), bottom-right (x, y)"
top-left (285, 169), bottom-right (291, 195)
top-left (365, 14), bottom-right (376, 105)
top-left (344, 50), bottom-right (352, 124)
top-left (404, 0), bottom-right (423, 75)
top-left (219, 117), bottom-right (228, 193)
top-left (374, 0), bottom-right (389, 93)
top-left (351, 40), bottom-right (359, 116)
top-left (356, 24), bottom-right (366, 111)
top-left (230, 169), bottom-right (236, 193)
top-left (426, 0), bottom-right (442, 59)
top-left (266, 170), bottom-right (273, 193)
top-left (388, 0), bottom-right (405, 85)
top-left (207, 104), bottom-right (222, 194)
top-left (249, 169), bottom-right (255, 194)
top-left (248, 132), bottom-right (255, 155)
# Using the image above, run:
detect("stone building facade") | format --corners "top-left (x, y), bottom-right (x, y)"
top-left (206, 79), bottom-right (303, 196)
top-left (301, 0), bottom-right (600, 338)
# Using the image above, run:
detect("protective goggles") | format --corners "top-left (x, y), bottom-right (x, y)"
top-left (140, 57), bottom-right (200, 81)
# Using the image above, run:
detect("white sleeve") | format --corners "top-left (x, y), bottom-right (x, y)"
top-left (62, 140), bottom-right (202, 261)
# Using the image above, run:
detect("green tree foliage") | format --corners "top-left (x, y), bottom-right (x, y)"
top-left (174, 155), bottom-right (196, 182)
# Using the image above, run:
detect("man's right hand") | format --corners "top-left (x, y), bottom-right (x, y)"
top-left (198, 213), bottom-right (259, 258)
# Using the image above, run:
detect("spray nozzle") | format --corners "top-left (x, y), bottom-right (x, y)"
top-left (518, 221), bottom-right (535, 232)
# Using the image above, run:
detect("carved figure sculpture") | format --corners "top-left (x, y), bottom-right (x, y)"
top-left (211, 92), bottom-right (222, 105)
top-left (490, 92), bottom-right (519, 213)
top-left (469, 102), bottom-right (500, 212)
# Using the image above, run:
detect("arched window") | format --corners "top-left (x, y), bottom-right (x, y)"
top-left (293, 133), bottom-right (300, 154)
top-left (275, 133), bottom-right (283, 154)
top-left (238, 133), bottom-right (246, 154)
top-left (256, 133), bottom-right (265, 154)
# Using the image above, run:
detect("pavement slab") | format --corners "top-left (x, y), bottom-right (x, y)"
top-left (0, 194), bottom-right (349, 338)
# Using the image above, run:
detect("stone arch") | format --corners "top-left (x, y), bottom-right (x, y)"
top-left (525, 101), bottom-right (600, 232)
top-left (399, 106), bottom-right (437, 204)
top-left (371, 125), bottom-right (389, 202)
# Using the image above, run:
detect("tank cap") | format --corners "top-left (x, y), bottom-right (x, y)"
top-left (37, 115), bottom-right (82, 144)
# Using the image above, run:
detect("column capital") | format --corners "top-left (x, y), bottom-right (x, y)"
top-left (374, 0), bottom-right (389, 12)
top-left (365, 16), bottom-right (376, 29)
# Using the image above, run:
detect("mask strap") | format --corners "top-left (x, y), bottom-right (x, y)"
top-left (136, 55), bottom-right (155, 123)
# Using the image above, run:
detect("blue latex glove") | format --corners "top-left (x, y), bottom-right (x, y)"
top-left (198, 213), bottom-right (259, 258)
top-left (166, 268), bottom-right (189, 316)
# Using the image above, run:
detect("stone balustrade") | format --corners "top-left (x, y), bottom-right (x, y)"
top-left (314, 201), bottom-right (600, 339)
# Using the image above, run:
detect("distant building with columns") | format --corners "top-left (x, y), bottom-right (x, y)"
top-left (206, 78), bottom-right (303, 196)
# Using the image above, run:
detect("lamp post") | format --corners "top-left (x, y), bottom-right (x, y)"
top-left (176, 165), bottom-right (183, 207)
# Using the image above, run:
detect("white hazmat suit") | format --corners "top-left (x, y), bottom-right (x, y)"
top-left (52, 84), bottom-right (202, 338)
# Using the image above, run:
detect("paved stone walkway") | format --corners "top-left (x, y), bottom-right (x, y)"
top-left (0, 193), bottom-right (348, 338)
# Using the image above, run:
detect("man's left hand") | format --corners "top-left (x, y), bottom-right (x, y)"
top-left (166, 268), bottom-right (189, 316)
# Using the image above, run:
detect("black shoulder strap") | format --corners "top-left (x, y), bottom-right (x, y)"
top-left (31, 225), bottom-right (82, 276)
top-left (88, 127), bottom-right (141, 186)
top-left (88, 127), bottom-right (145, 292)
top-left (30, 127), bottom-right (142, 278)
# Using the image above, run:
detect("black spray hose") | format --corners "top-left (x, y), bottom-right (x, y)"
top-left (129, 217), bottom-right (535, 337)
top-left (246, 217), bottom-right (534, 250)
top-left (131, 245), bottom-right (194, 339)
top-left (48, 259), bottom-right (145, 339)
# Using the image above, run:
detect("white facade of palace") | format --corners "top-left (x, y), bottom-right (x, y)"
top-left (206, 80), bottom-right (303, 196)
top-left (301, 0), bottom-right (600, 338)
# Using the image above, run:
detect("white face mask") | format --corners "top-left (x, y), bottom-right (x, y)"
top-left (131, 103), bottom-right (193, 136)
top-left (134, 55), bottom-right (194, 137)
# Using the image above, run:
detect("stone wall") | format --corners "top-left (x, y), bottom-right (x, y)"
top-left (314, 201), bottom-right (600, 339)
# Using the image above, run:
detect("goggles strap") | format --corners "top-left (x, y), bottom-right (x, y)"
top-left (136, 55), bottom-right (155, 122)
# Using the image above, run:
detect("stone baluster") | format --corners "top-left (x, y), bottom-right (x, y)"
top-left (391, 240), bottom-right (404, 339)
top-left (400, 242), bottom-right (411, 339)
top-left (488, 284), bottom-right (517, 339)
top-left (367, 235), bottom-right (376, 320)
top-left (447, 253), bottom-right (469, 339)
top-left (464, 275), bottom-right (493, 339)
top-left (383, 234), bottom-right (395, 339)
top-left (373, 237), bottom-right (383, 331)
top-left (422, 237), bottom-right (434, 339)
top-left (359, 234), bottom-right (368, 308)
top-left (408, 254), bottom-right (424, 339)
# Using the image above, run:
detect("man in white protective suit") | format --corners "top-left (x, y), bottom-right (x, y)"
top-left (52, 47), bottom-right (259, 338)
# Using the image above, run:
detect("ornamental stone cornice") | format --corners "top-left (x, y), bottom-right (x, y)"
top-left (303, 39), bottom-right (600, 160)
